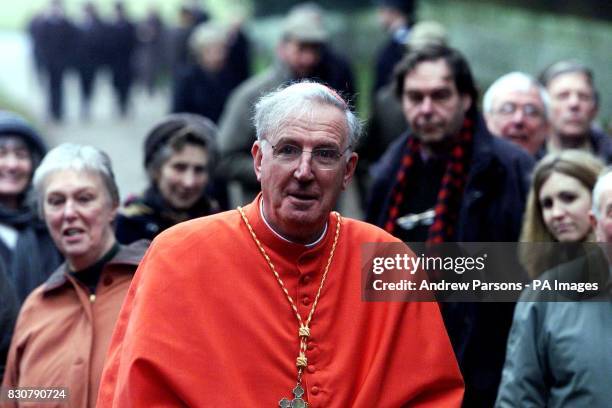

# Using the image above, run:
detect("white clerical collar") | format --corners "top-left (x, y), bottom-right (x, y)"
top-left (259, 200), bottom-right (327, 248)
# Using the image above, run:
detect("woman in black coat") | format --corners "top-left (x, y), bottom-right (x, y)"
top-left (115, 113), bottom-right (220, 244)
top-left (0, 111), bottom-right (62, 302)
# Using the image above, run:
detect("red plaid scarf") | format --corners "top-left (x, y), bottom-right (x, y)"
top-left (384, 118), bottom-right (474, 243)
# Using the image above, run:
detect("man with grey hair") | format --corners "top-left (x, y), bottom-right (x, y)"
top-left (217, 5), bottom-right (355, 206)
top-left (484, 71), bottom-right (550, 157)
top-left (539, 59), bottom-right (612, 163)
top-left (97, 81), bottom-right (463, 407)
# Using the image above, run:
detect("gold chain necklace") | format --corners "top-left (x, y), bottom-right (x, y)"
top-left (237, 206), bottom-right (341, 407)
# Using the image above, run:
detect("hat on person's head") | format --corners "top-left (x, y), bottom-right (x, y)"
top-left (189, 21), bottom-right (231, 54)
top-left (282, 9), bottom-right (328, 43)
top-left (407, 20), bottom-right (448, 49)
top-left (0, 111), bottom-right (47, 158)
top-left (375, 0), bottom-right (416, 16)
top-left (143, 113), bottom-right (217, 169)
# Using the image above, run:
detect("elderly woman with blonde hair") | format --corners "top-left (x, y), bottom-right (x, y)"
top-left (2, 144), bottom-right (147, 408)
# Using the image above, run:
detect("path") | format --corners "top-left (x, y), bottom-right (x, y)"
top-left (0, 29), bottom-right (168, 201)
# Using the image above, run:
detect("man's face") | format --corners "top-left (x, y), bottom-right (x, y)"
top-left (252, 104), bottom-right (357, 243)
top-left (377, 7), bottom-right (404, 32)
top-left (485, 87), bottom-right (549, 155)
top-left (197, 41), bottom-right (228, 72)
top-left (278, 39), bottom-right (322, 78)
top-left (547, 72), bottom-right (597, 139)
top-left (592, 187), bottom-right (612, 243)
top-left (401, 59), bottom-right (471, 147)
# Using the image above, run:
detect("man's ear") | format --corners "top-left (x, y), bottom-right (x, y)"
top-left (341, 152), bottom-right (358, 190)
top-left (251, 141), bottom-right (263, 182)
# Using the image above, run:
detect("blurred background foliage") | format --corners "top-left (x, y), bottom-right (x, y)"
top-left (0, 0), bottom-right (610, 126)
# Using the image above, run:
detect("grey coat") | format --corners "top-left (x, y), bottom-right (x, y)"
top-left (496, 252), bottom-right (612, 407)
top-left (217, 63), bottom-right (293, 203)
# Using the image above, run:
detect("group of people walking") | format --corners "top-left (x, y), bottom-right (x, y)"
top-left (29, 1), bottom-right (142, 121)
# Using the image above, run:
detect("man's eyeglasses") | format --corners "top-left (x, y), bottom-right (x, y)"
top-left (265, 141), bottom-right (351, 170)
top-left (494, 102), bottom-right (544, 118)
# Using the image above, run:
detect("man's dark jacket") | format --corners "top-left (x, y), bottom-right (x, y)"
top-left (367, 116), bottom-right (533, 240)
top-left (535, 127), bottom-right (612, 163)
top-left (366, 115), bottom-right (535, 407)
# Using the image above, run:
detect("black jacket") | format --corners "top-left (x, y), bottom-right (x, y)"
top-left (0, 209), bottom-right (62, 304)
top-left (373, 34), bottom-right (406, 95)
top-left (172, 65), bottom-right (236, 123)
top-left (115, 186), bottom-right (219, 245)
top-left (367, 115), bottom-right (535, 407)
top-left (367, 115), bottom-right (534, 241)
top-left (535, 127), bottom-right (612, 163)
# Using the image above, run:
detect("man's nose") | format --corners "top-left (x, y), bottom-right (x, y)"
top-left (300, 49), bottom-right (319, 67)
top-left (293, 152), bottom-right (315, 181)
top-left (510, 109), bottom-right (527, 126)
top-left (566, 93), bottom-right (581, 108)
top-left (512, 108), bottom-right (526, 122)
top-left (419, 96), bottom-right (434, 114)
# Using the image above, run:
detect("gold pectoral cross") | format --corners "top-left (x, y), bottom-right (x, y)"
top-left (279, 384), bottom-right (308, 408)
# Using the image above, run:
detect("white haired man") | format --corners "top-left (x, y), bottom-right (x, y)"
top-left (97, 81), bottom-right (463, 407)
top-left (484, 71), bottom-right (550, 158)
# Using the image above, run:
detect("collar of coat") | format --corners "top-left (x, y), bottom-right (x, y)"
top-left (41, 239), bottom-right (149, 294)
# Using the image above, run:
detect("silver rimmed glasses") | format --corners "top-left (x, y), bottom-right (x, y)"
top-left (264, 140), bottom-right (351, 170)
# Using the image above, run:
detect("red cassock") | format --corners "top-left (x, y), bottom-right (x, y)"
top-left (97, 197), bottom-right (463, 407)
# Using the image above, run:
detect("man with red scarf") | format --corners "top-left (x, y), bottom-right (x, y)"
top-left (366, 44), bottom-right (534, 407)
